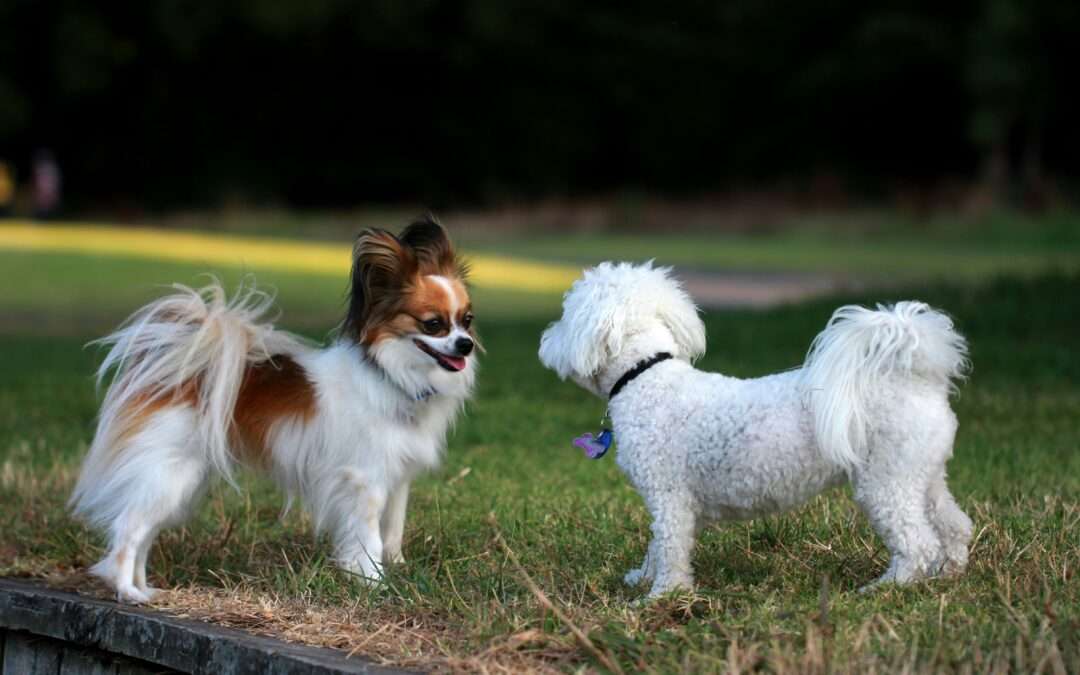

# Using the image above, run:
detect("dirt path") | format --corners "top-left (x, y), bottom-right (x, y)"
top-left (674, 269), bottom-right (858, 309)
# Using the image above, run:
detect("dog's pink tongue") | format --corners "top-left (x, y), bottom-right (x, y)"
top-left (443, 355), bottom-right (467, 371)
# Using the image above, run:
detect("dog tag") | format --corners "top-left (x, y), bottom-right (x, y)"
top-left (573, 429), bottom-right (613, 459)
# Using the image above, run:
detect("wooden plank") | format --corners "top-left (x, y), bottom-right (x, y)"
top-left (58, 647), bottom-right (119, 675)
top-left (0, 579), bottom-right (411, 675)
top-left (4, 631), bottom-right (62, 675)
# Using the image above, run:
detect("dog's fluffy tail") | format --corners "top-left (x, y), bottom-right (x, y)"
top-left (70, 280), bottom-right (305, 522)
top-left (800, 301), bottom-right (968, 470)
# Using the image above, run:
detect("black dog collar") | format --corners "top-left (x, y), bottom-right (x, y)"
top-left (608, 352), bottom-right (673, 400)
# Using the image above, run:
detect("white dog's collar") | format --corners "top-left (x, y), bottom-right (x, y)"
top-left (609, 352), bottom-right (673, 400)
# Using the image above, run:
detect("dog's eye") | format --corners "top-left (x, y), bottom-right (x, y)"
top-left (461, 313), bottom-right (474, 329)
top-left (421, 318), bottom-right (444, 334)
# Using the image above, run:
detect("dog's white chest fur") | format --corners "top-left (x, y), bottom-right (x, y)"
top-left (285, 343), bottom-right (459, 483)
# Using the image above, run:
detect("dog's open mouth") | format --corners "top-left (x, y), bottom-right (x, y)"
top-left (414, 339), bottom-right (467, 372)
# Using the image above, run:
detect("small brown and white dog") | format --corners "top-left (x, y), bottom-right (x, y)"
top-left (70, 217), bottom-right (478, 603)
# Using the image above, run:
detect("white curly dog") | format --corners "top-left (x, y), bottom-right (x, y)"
top-left (539, 262), bottom-right (972, 598)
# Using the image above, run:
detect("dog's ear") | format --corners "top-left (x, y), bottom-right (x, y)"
top-left (399, 214), bottom-right (468, 280)
top-left (538, 262), bottom-right (706, 383)
top-left (539, 264), bottom-right (628, 381)
top-left (653, 273), bottom-right (707, 362)
top-left (344, 228), bottom-right (417, 341)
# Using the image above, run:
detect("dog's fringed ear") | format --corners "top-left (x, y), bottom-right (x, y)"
top-left (399, 214), bottom-right (468, 280)
top-left (344, 229), bottom-right (417, 341)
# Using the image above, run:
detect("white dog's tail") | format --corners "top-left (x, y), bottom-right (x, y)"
top-left (801, 301), bottom-right (968, 470)
top-left (71, 280), bottom-right (304, 518)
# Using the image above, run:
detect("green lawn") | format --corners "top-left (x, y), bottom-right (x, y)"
top-left (132, 208), bottom-right (1080, 283)
top-left (468, 226), bottom-right (1080, 278)
top-left (157, 207), bottom-right (1080, 281)
top-left (0, 250), bottom-right (565, 334)
top-left (1, 246), bottom-right (1078, 672)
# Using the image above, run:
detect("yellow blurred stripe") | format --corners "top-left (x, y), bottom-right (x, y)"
top-left (0, 221), bottom-right (580, 293)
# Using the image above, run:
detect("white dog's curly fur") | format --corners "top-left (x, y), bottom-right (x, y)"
top-left (539, 262), bottom-right (972, 597)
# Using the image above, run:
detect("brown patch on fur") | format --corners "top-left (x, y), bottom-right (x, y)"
top-left (112, 380), bottom-right (200, 452)
top-left (407, 276), bottom-right (455, 329)
top-left (231, 355), bottom-right (316, 467)
top-left (363, 312), bottom-right (425, 345)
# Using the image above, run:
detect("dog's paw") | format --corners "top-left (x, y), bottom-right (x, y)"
top-left (646, 574), bottom-right (694, 599)
top-left (339, 557), bottom-right (385, 585)
top-left (624, 567), bottom-right (649, 586)
top-left (135, 585), bottom-right (163, 601)
top-left (940, 558), bottom-right (966, 578)
top-left (940, 548), bottom-right (968, 577)
top-left (115, 584), bottom-right (155, 605)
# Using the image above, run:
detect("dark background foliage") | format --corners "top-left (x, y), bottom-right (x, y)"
top-left (0, 0), bottom-right (1077, 209)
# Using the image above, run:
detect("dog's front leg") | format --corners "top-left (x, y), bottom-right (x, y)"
top-left (624, 548), bottom-right (655, 587)
top-left (332, 469), bottom-right (388, 583)
top-left (642, 494), bottom-right (698, 598)
top-left (380, 482), bottom-right (410, 564)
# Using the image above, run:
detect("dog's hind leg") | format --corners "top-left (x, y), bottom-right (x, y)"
top-left (89, 408), bottom-right (210, 604)
top-left (852, 465), bottom-right (945, 591)
top-left (927, 470), bottom-right (973, 576)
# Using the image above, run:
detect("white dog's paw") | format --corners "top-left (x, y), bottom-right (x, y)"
top-left (135, 585), bottom-right (162, 601)
top-left (624, 567), bottom-right (649, 586)
top-left (339, 557), bottom-right (385, 585)
top-left (115, 584), bottom-right (154, 605)
top-left (940, 546), bottom-right (969, 577)
top-left (861, 555), bottom-right (950, 592)
top-left (646, 573), bottom-right (694, 599)
top-left (940, 558), bottom-right (967, 577)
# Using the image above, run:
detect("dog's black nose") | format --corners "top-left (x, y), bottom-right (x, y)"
top-left (455, 336), bottom-right (474, 356)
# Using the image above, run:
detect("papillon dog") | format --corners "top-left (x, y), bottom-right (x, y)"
top-left (70, 217), bottom-right (478, 603)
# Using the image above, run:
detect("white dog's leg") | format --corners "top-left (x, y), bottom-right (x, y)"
top-left (643, 496), bottom-right (697, 598)
top-left (853, 469), bottom-right (945, 590)
top-left (380, 481), bottom-right (409, 564)
top-left (88, 410), bottom-right (209, 604)
top-left (927, 471), bottom-right (973, 576)
top-left (333, 470), bottom-right (388, 583)
top-left (624, 549), bottom-right (655, 587)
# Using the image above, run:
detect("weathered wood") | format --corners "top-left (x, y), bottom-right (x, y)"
top-left (4, 631), bottom-right (62, 675)
top-left (0, 580), bottom-right (415, 675)
top-left (57, 646), bottom-right (121, 675)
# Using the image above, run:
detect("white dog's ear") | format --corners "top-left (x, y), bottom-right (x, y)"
top-left (538, 264), bottom-right (628, 380)
top-left (653, 274), bottom-right (707, 362)
top-left (539, 261), bottom-right (708, 379)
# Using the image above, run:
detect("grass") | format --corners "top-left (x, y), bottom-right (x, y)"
top-left (464, 224), bottom-right (1080, 281)
top-left (0, 250), bottom-right (565, 333)
top-left (457, 208), bottom-right (1080, 278)
top-left (158, 207), bottom-right (1080, 281)
top-left (1, 236), bottom-right (1079, 672)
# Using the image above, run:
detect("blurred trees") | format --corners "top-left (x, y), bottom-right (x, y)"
top-left (0, 0), bottom-right (1076, 209)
